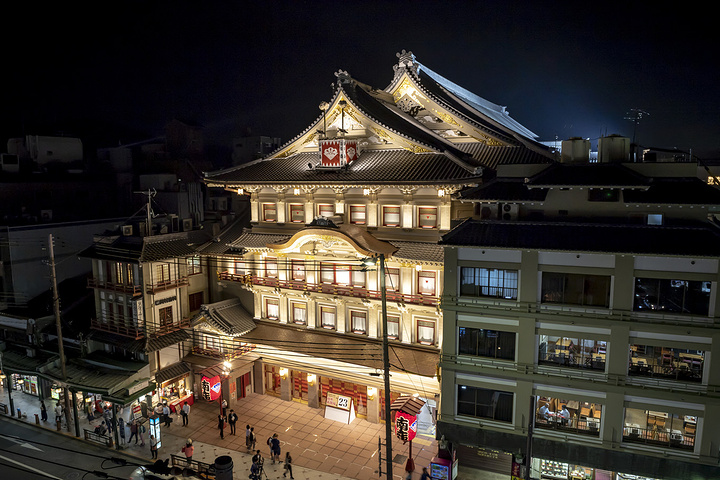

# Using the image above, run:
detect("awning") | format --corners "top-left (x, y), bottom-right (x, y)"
top-left (155, 361), bottom-right (191, 384)
top-left (191, 299), bottom-right (256, 337)
top-left (146, 329), bottom-right (191, 352)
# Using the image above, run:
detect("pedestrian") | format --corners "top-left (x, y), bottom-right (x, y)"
top-left (252, 450), bottom-right (264, 468)
top-left (420, 467), bottom-right (431, 480)
top-left (228, 409), bottom-right (238, 435)
top-left (182, 439), bottom-right (194, 464)
top-left (54, 403), bottom-right (63, 424)
top-left (221, 399), bottom-right (228, 416)
top-left (103, 406), bottom-right (112, 427)
top-left (40, 402), bottom-right (48, 422)
top-left (118, 417), bottom-right (126, 444)
top-left (181, 401), bottom-right (190, 426)
top-left (283, 452), bottom-right (294, 479)
top-left (250, 427), bottom-right (256, 449)
top-left (128, 420), bottom-right (139, 444)
top-left (150, 435), bottom-right (158, 459)
top-left (251, 450), bottom-right (264, 480)
top-left (270, 433), bottom-right (281, 464)
top-left (218, 414), bottom-right (226, 439)
top-left (162, 402), bottom-right (171, 428)
top-left (138, 421), bottom-right (146, 446)
top-left (245, 425), bottom-right (252, 449)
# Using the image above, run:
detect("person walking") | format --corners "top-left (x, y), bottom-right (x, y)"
top-left (420, 467), bottom-right (431, 480)
top-left (118, 417), bottom-right (126, 445)
top-left (245, 425), bottom-right (252, 450)
top-left (181, 401), bottom-right (190, 426)
top-left (150, 435), bottom-right (158, 459)
top-left (128, 420), bottom-right (138, 444)
top-left (138, 421), bottom-right (146, 446)
top-left (228, 409), bottom-right (238, 435)
top-left (54, 403), bottom-right (63, 425)
top-left (40, 402), bottom-right (48, 422)
top-left (162, 402), bottom-right (171, 428)
top-left (217, 414), bottom-right (226, 439)
top-left (250, 451), bottom-right (264, 480)
top-left (283, 452), bottom-right (294, 479)
top-left (270, 433), bottom-right (281, 464)
top-left (182, 439), bottom-right (194, 465)
top-left (250, 427), bottom-right (256, 449)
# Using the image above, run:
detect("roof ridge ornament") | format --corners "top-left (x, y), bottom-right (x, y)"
top-left (394, 49), bottom-right (418, 77)
top-left (335, 70), bottom-right (353, 85)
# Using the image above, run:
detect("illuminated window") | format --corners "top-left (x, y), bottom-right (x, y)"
top-left (158, 306), bottom-right (173, 327)
top-left (265, 298), bottom-right (279, 320)
top-left (262, 203), bottom-right (277, 222)
top-left (418, 207), bottom-right (437, 229)
top-left (460, 267), bottom-right (518, 299)
top-left (187, 257), bottom-right (201, 275)
top-left (157, 264), bottom-right (170, 284)
top-left (291, 260), bottom-right (305, 281)
top-left (386, 315), bottom-right (400, 340)
top-left (350, 311), bottom-right (367, 334)
top-left (352, 268), bottom-right (366, 288)
top-left (417, 319), bottom-right (435, 345)
top-left (418, 271), bottom-right (436, 295)
top-left (382, 206), bottom-right (400, 227)
top-left (234, 261), bottom-right (246, 275)
top-left (265, 258), bottom-right (278, 278)
top-left (320, 306), bottom-right (336, 329)
top-left (385, 268), bottom-right (400, 291)
top-left (291, 302), bottom-right (307, 325)
top-left (349, 205), bottom-right (366, 224)
top-left (318, 204), bottom-right (334, 218)
top-left (289, 204), bottom-right (304, 223)
top-left (320, 263), bottom-right (351, 285)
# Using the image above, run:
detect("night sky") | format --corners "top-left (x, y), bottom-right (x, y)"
top-left (2, 2), bottom-right (718, 158)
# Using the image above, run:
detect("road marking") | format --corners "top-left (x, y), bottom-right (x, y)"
top-left (0, 434), bottom-right (43, 451)
top-left (0, 453), bottom-right (63, 479)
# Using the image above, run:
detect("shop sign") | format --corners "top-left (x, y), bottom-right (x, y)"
top-left (201, 375), bottom-right (221, 401)
top-left (394, 411), bottom-right (417, 443)
top-left (128, 380), bottom-right (150, 396)
top-left (154, 296), bottom-right (177, 306)
top-left (325, 392), bottom-right (351, 411)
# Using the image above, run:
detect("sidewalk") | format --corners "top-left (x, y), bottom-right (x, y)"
top-left (0, 387), bottom-right (437, 480)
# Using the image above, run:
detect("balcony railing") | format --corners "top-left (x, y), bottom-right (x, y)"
top-left (146, 276), bottom-right (189, 294)
top-left (538, 352), bottom-right (606, 372)
top-left (622, 425), bottom-right (695, 450)
top-left (627, 359), bottom-right (703, 383)
top-left (218, 272), bottom-right (439, 306)
top-left (90, 317), bottom-right (145, 339)
top-left (535, 417), bottom-right (600, 437)
top-left (191, 343), bottom-right (256, 359)
top-left (87, 277), bottom-right (142, 296)
top-left (147, 317), bottom-right (192, 337)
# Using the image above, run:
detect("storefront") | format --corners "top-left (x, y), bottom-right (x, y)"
top-left (155, 362), bottom-right (193, 413)
top-left (534, 458), bottom-right (660, 480)
top-left (12, 374), bottom-right (39, 396)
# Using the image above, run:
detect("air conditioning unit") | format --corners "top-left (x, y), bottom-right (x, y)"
top-left (121, 225), bottom-right (133, 236)
top-left (501, 203), bottom-right (519, 220)
top-left (182, 218), bottom-right (193, 231)
top-left (477, 203), bottom-right (499, 220)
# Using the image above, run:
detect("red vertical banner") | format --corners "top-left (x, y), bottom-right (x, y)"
top-left (345, 140), bottom-right (357, 163)
top-left (321, 141), bottom-right (341, 166)
top-left (395, 411), bottom-right (418, 443)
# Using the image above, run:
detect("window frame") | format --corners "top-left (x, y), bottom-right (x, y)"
top-left (350, 310), bottom-right (367, 335)
top-left (541, 272), bottom-right (611, 308)
top-left (318, 204), bottom-right (334, 218)
top-left (418, 206), bottom-right (438, 229)
top-left (265, 297), bottom-right (280, 320)
top-left (382, 206), bottom-right (401, 227)
top-left (460, 267), bottom-right (518, 300)
top-left (262, 203), bottom-right (277, 222)
top-left (349, 205), bottom-right (367, 225)
top-left (416, 318), bottom-right (435, 345)
top-left (289, 203), bottom-right (305, 223)
top-left (291, 302), bottom-right (307, 325)
top-left (418, 270), bottom-right (436, 296)
top-left (319, 305), bottom-right (336, 330)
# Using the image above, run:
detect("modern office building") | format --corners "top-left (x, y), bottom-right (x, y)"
top-left (439, 143), bottom-right (720, 480)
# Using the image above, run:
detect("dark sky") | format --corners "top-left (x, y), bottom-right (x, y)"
top-left (3, 1), bottom-right (719, 158)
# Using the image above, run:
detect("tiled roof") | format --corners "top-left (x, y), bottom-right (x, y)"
top-left (192, 299), bottom-right (256, 337)
top-left (526, 163), bottom-right (650, 188)
top-left (228, 232), bottom-right (292, 251)
top-left (455, 142), bottom-right (553, 170)
top-left (623, 178), bottom-right (720, 205)
top-left (197, 218), bottom-right (249, 255)
top-left (205, 149), bottom-right (482, 187)
top-left (79, 231), bottom-right (205, 263)
top-left (146, 329), bottom-right (191, 352)
top-left (85, 330), bottom-right (146, 352)
top-left (390, 241), bottom-right (444, 264)
top-left (458, 179), bottom-right (548, 202)
top-left (155, 361), bottom-right (191, 384)
top-left (441, 219), bottom-right (720, 257)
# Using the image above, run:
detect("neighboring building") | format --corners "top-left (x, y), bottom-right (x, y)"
top-left (232, 135), bottom-right (282, 166)
top-left (439, 142), bottom-right (720, 480)
top-left (198, 49), bottom-right (554, 433)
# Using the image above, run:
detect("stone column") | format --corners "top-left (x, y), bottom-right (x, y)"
top-left (307, 376), bottom-right (319, 409)
top-left (366, 387), bottom-right (379, 423)
top-left (280, 371), bottom-right (291, 401)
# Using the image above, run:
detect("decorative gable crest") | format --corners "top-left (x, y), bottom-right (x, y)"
top-left (319, 138), bottom-right (360, 168)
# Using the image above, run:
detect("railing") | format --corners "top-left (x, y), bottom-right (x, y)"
top-left (535, 417), bottom-right (600, 437)
top-left (148, 317), bottom-right (192, 337)
top-left (146, 276), bottom-right (189, 294)
top-left (87, 277), bottom-right (142, 296)
top-left (83, 429), bottom-right (113, 447)
top-left (170, 455), bottom-right (215, 479)
top-left (622, 425), bottom-right (695, 450)
top-left (90, 318), bottom-right (145, 339)
top-left (218, 272), bottom-right (439, 307)
top-left (191, 344), bottom-right (256, 359)
top-left (538, 353), bottom-right (606, 372)
top-left (627, 361), bottom-right (703, 383)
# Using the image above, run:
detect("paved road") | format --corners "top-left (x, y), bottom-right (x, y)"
top-left (0, 419), bottom-right (150, 480)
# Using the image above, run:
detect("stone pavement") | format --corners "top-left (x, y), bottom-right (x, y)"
top-left (0, 387), bottom-right (437, 480)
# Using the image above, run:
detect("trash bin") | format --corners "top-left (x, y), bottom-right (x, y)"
top-left (214, 455), bottom-right (233, 480)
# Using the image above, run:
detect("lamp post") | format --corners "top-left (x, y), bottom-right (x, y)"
top-left (364, 254), bottom-right (393, 480)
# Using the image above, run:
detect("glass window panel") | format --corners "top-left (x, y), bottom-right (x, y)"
top-left (383, 206), bottom-right (400, 226)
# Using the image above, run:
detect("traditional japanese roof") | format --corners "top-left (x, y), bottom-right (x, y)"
top-left (155, 361), bottom-right (191, 384)
top-left (622, 178), bottom-right (720, 205)
top-left (525, 163), bottom-right (651, 189)
top-left (85, 330), bottom-right (146, 352)
top-left (391, 241), bottom-right (444, 264)
top-left (191, 299), bottom-right (256, 337)
top-left (441, 219), bottom-right (720, 257)
top-left (204, 51), bottom-right (554, 188)
top-left (146, 329), bottom-right (191, 352)
top-left (79, 231), bottom-right (204, 263)
top-left (458, 178), bottom-right (549, 202)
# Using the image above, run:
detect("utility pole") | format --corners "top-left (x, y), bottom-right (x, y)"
top-left (48, 234), bottom-right (74, 435)
top-left (133, 188), bottom-right (156, 236)
top-left (624, 108), bottom-right (649, 145)
top-left (379, 254), bottom-right (393, 480)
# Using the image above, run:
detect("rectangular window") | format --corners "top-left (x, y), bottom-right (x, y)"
top-left (352, 268), bottom-right (366, 288)
top-left (115, 263), bottom-right (124, 284)
top-left (158, 306), bottom-right (173, 327)
top-left (265, 298), bottom-right (279, 320)
top-left (265, 258), bottom-right (278, 278)
top-left (457, 385), bottom-right (513, 422)
top-left (387, 315), bottom-right (400, 340)
top-left (459, 327), bottom-right (516, 361)
top-left (623, 407), bottom-right (696, 450)
top-left (204, 333), bottom-right (220, 353)
top-left (541, 272), bottom-right (610, 307)
top-left (537, 335), bottom-right (606, 371)
top-left (291, 302), bottom-right (307, 325)
top-left (187, 257), bottom-right (201, 275)
top-left (320, 263), bottom-right (351, 285)
top-left (318, 204), bottom-right (334, 218)
top-left (320, 306), bottom-right (336, 330)
top-left (189, 291), bottom-right (203, 312)
top-left (627, 344), bottom-right (704, 382)
top-left (418, 271), bottom-right (436, 295)
top-left (291, 260), bottom-right (305, 281)
top-left (417, 319), bottom-right (435, 345)
top-left (234, 261), bottom-right (246, 275)
top-left (126, 264), bottom-right (134, 285)
top-left (157, 264), bottom-right (170, 284)
top-left (633, 278), bottom-right (711, 316)
top-left (289, 204), bottom-right (305, 223)
top-left (262, 203), bottom-right (277, 222)
top-left (385, 268), bottom-right (400, 291)
top-left (382, 206), bottom-right (401, 227)
top-left (418, 207), bottom-right (437, 229)
top-left (349, 205), bottom-right (366, 224)
top-left (350, 311), bottom-right (367, 334)
top-left (536, 396), bottom-right (601, 437)
top-left (460, 267), bottom-right (518, 299)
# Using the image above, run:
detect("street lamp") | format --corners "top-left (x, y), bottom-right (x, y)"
top-left (363, 254), bottom-right (393, 480)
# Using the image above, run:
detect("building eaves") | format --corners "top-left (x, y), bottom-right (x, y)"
top-left (191, 299), bottom-right (256, 337)
top-left (458, 179), bottom-right (549, 202)
top-left (390, 241), bottom-right (444, 264)
top-left (526, 163), bottom-right (651, 189)
top-left (146, 329), bottom-right (191, 353)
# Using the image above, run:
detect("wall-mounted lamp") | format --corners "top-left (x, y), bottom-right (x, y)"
top-left (363, 188), bottom-right (370, 196)
top-left (293, 188), bottom-right (300, 196)
top-left (367, 386), bottom-right (377, 400)
top-left (279, 368), bottom-right (288, 379)
top-left (437, 189), bottom-right (445, 197)
top-left (307, 374), bottom-right (316, 386)
top-left (237, 188), bottom-right (244, 195)
top-left (415, 264), bottom-right (422, 271)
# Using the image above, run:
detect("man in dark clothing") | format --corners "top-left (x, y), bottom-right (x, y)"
top-left (228, 409), bottom-right (238, 435)
top-left (217, 414), bottom-right (226, 439)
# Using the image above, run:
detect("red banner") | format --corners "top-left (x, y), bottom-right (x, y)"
top-left (345, 140), bottom-right (358, 163)
top-left (321, 141), bottom-right (341, 167)
top-left (394, 411), bottom-right (417, 443)
top-left (201, 375), bottom-right (222, 401)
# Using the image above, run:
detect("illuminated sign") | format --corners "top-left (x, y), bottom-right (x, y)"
top-left (394, 411), bottom-right (418, 443)
top-left (201, 375), bottom-right (222, 401)
top-left (326, 392), bottom-right (351, 411)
